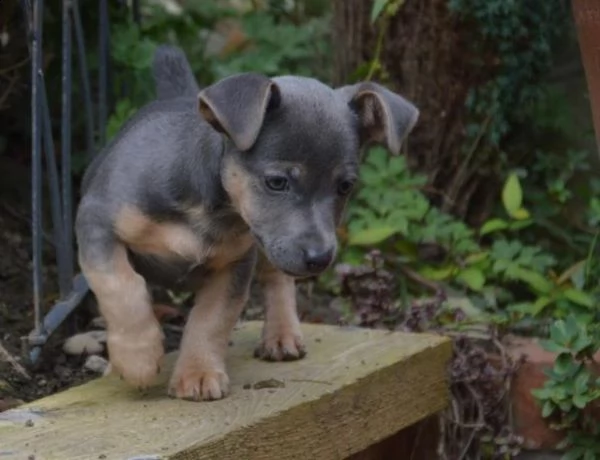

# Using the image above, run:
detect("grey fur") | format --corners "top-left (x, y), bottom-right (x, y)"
top-left (153, 45), bottom-right (200, 100)
top-left (75, 45), bottom-right (419, 284)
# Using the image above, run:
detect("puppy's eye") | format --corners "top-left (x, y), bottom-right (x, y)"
top-left (265, 176), bottom-right (289, 192)
top-left (337, 179), bottom-right (355, 196)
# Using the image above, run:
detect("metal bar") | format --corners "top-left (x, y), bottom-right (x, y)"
top-left (71, 0), bottom-right (95, 158)
top-left (98, 0), bottom-right (108, 146)
top-left (28, 274), bottom-right (90, 363)
top-left (40, 79), bottom-right (70, 297)
top-left (61, 0), bottom-right (74, 286)
top-left (30, 0), bottom-right (44, 337)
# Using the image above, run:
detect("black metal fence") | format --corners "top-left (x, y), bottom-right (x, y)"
top-left (21, 0), bottom-right (140, 364)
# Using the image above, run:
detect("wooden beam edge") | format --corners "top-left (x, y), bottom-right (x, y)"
top-left (173, 337), bottom-right (453, 460)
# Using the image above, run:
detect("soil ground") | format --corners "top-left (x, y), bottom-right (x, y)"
top-left (0, 202), bottom-right (340, 408)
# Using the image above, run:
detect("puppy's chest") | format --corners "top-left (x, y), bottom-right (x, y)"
top-left (115, 206), bottom-right (253, 270)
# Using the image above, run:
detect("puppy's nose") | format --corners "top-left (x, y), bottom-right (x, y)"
top-left (303, 247), bottom-right (334, 272)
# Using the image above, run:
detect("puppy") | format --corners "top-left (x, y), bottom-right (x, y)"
top-left (74, 45), bottom-right (419, 401)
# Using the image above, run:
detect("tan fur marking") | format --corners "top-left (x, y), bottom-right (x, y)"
top-left (115, 206), bottom-right (206, 261)
top-left (169, 265), bottom-right (250, 401)
top-left (255, 254), bottom-right (305, 360)
top-left (209, 231), bottom-right (255, 271)
top-left (80, 244), bottom-right (164, 388)
top-left (221, 156), bottom-right (256, 223)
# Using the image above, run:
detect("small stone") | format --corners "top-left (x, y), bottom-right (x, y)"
top-left (242, 383), bottom-right (251, 390)
top-left (84, 355), bottom-right (109, 374)
top-left (63, 330), bottom-right (107, 356)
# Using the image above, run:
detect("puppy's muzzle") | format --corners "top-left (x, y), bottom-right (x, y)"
top-left (302, 246), bottom-right (334, 274)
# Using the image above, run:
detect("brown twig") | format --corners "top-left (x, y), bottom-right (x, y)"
top-left (0, 340), bottom-right (30, 380)
top-left (398, 264), bottom-right (441, 293)
top-left (0, 56), bottom-right (30, 75)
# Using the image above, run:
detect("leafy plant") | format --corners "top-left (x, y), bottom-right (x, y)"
top-left (104, 0), bottom-right (332, 142)
top-left (335, 142), bottom-right (600, 457)
top-left (532, 316), bottom-right (600, 459)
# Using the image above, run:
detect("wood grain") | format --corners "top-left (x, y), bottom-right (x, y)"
top-left (0, 321), bottom-right (451, 460)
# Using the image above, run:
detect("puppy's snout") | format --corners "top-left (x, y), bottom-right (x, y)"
top-left (303, 246), bottom-right (334, 273)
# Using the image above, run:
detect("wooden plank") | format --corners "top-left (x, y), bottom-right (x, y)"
top-left (0, 321), bottom-right (451, 460)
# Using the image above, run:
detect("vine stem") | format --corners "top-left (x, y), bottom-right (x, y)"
top-left (442, 112), bottom-right (493, 212)
top-left (366, 15), bottom-right (389, 81)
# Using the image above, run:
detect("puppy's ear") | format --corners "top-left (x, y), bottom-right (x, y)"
top-left (198, 73), bottom-right (281, 151)
top-left (337, 82), bottom-right (419, 155)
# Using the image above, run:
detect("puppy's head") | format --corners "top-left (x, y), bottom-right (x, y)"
top-left (198, 73), bottom-right (419, 277)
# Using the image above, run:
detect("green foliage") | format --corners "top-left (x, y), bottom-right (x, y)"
top-left (447, 0), bottom-right (566, 149)
top-left (104, 0), bottom-right (331, 142)
top-left (339, 142), bottom-right (600, 457)
top-left (532, 315), bottom-right (600, 458)
top-left (342, 149), bottom-right (594, 318)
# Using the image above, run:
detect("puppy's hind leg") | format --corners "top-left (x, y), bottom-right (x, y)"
top-left (76, 210), bottom-right (164, 388)
top-left (254, 253), bottom-right (306, 362)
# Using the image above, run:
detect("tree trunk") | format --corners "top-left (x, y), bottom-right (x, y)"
top-left (331, 0), bottom-right (500, 225)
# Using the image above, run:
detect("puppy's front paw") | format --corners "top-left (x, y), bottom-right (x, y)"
top-left (254, 329), bottom-right (306, 362)
top-left (168, 358), bottom-right (229, 401)
top-left (107, 323), bottom-right (164, 388)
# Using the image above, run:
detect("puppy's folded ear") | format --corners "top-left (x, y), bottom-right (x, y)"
top-left (337, 82), bottom-right (419, 155)
top-left (198, 73), bottom-right (281, 151)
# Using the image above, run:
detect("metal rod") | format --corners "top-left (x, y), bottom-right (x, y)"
top-left (98, 0), bottom-right (108, 146)
top-left (71, 0), bottom-right (95, 158)
top-left (40, 79), bottom-right (70, 297)
top-left (61, 0), bottom-right (74, 286)
top-left (28, 274), bottom-right (89, 363)
top-left (30, 0), bottom-right (44, 336)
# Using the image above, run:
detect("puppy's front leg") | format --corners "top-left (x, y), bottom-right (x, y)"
top-left (169, 248), bottom-right (256, 401)
top-left (79, 243), bottom-right (164, 388)
top-left (254, 254), bottom-right (306, 361)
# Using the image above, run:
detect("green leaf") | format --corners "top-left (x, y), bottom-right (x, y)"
top-left (512, 207), bottom-right (531, 220)
top-left (554, 353), bottom-right (574, 375)
top-left (502, 172), bottom-right (523, 218)
top-left (348, 226), bottom-right (397, 246)
top-left (479, 218), bottom-right (509, 235)
top-left (418, 265), bottom-right (455, 281)
top-left (562, 288), bottom-right (595, 309)
top-left (511, 267), bottom-right (554, 294)
top-left (508, 218), bottom-right (534, 231)
top-left (564, 315), bottom-right (582, 341)
top-left (370, 0), bottom-right (389, 23)
top-left (574, 371), bottom-right (590, 394)
top-left (539, 339), bottom-right (569, 354)
top-left (464, 251), bottom-right (489, 265)
top-left (549, 320), bottom-right (569, 345)
top-left (531, 296), bottom-right (553, 316)
top-left (456, 268), bottom-right (485, 291)
top-left (541, 400), bottom-right (554, 418)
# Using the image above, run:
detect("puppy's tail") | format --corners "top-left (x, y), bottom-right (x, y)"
top-left (152, 45), bottom-right (200, 100)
